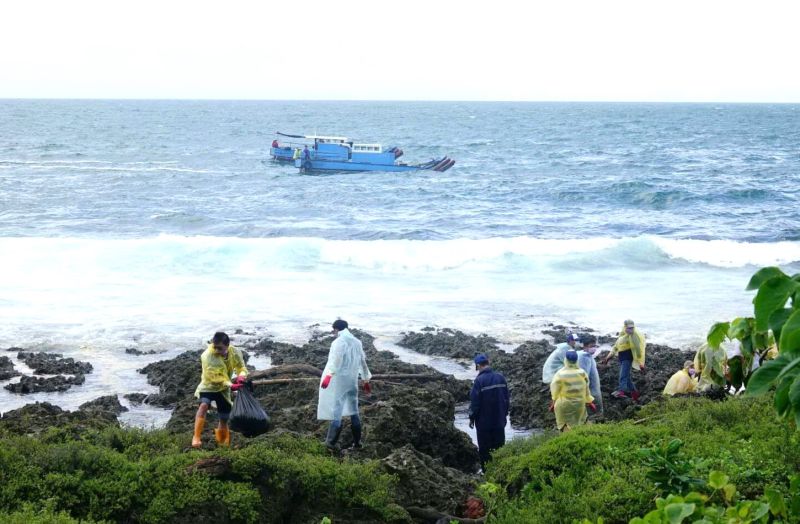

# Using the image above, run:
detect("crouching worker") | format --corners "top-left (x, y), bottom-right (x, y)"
top-left (469, 353), bottom-right (509, 471)
top-left (663, 361), bottom-right (698, 396)
top-left (318, 319), bottom-right (372, 451)
top-left (192, 332), bottom-right (248, 448)
top-left (550, 350), bottom-right (595, 432)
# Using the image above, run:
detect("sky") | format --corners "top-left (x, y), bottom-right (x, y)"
top-left (0, 0), bottom-right (798, 102)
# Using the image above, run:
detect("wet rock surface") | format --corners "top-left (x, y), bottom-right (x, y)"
top-left (123, 393), bottom-right (149, 405)
top-left (487, 331), bottom-right (692, 428)
top-left (149, 330), bottom-right (480, 472)
top-left (17, 351), bottom-right (93, 375)
top-left (264, 329), bottom-right (472, 402)
top-left (4, 374), bottom-right (86, 394)
top-left (139, 350), bottom-right (202, 407)
top-left (398, 328), bottom-right (499, 359)
top-left (125, 347), bottom-right (162, 356)
top-left (541, 323), bottom-right (617, 345)
top-left (381, 444), bottom-right (476, 515)
top-left (80, 395), bottom-right (129, 415)
top-left (0, 356), bottom-right (20, 381)
top-left (395, 325), bottom-right (693, 429)
top-left (0, 401), bottom-right (119, 434)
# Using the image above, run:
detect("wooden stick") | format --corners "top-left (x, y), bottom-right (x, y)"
top-left (250, 373), bottom-right (453, 387)
top-left (250, 373), bottom-right (450, 387)
top-left (247, 364), bottom-right (323, 381)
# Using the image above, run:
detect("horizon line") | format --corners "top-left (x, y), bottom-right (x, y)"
top-left (1, 97), bottom-right (799, 105)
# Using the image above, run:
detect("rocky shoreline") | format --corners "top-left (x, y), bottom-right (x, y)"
top-left (0, 323), bottom-right (706, 519)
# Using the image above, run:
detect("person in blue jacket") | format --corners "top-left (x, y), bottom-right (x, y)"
top-left (469, 353), bottom-right (510, 471)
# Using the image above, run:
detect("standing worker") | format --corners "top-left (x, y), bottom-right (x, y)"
top-left (550, 350), bottom-right (596, 431)
top-left (542, 333), bottom-right (582, 383)
top-left (318, 319), bottom-right (372, 451)
top-left (577, 334), bottom-right (603, 414)
top-left (603, 319), bottom-right (646, 400)
top-left (469, 353), bottom-right (509, 471)
top-left (192, 332), bottom-right (248, 448)
top-left (663, 361), bottom-right (698, 396)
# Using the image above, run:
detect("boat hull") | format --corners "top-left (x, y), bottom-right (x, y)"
top-left (270, 147), bottom-right (296, 162)
top-left (294, 158), bottom-right (453, 173)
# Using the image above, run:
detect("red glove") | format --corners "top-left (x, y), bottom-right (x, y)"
top-left (231, 382), bottom-right (243, 391)
top-left (548, 401), bottom-right (555, 412)
top-left (640, 364), bottom-right (647, 373)
top-left (587, 402), bottom-right (597, 412)
top-left (234, 375), bottom-right (247, 384)
top-left (362, 381), bottom-right (371, 394)
top-left (320, 374), bottom-right (332, 389)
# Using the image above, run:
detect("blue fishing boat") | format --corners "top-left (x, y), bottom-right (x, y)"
top-left (269, 132), bottom-right (455, 173)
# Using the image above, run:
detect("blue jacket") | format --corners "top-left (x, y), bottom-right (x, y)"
top-left (469, 367), bottom-right (509, 431)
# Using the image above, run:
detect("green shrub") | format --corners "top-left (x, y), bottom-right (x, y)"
top-left (485, 396), bottom-right (800, 523)
top-left (0, 503), bottom-right (100, 524)
top-left (0, 428), bottom-right (406, 523)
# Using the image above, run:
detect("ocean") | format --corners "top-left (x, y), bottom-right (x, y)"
top-left (1, 100), bottom-right (799, 420)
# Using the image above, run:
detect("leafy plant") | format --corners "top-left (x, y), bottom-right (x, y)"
top-left (630, 471), bottom-right (800, 524)
top-left (731, 267), bottom-right (800, 426)
top-left (638, 439), bottom-right (707, 496)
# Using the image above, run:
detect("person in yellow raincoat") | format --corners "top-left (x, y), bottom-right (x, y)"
top-left (663, 361), bottom-right (698, 396)
top-left (603, 319), bottom-right (646, 401)
top-left (550, 350), bottom-right (596, 432)
top-left (191, 332), bottom-right (248, 448)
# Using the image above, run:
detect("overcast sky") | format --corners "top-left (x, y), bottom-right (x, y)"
top-left (1, 0), bottom-right (798, 102)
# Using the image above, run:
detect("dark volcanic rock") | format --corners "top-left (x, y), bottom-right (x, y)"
top-left (381, 444), bottom-right (476, 515)
top-left (80, 395), bottom-right (128, 415)
top-left (360, 385), bottom-right (480, 473)
top-left (487, 340), bottom-right (554, 428)
top-left (0, 356), bottom-right (20, 381)
top-left (488, 336), bottom-right (693, 429)
top-left (4, 374), bottom-right (86, 394)
top-left (124, 393), bottom-right (149, 405)
top-left (159, 331), bottom-right (480, 472)
top-left (598, 343), bottom-right (692, 420)
top-left (266, 329), bottom-right (471, 402)
top-left (398, 328), bottom-right (499, 359)
top-left (141, 349), bottom-right (251, 408)
top-left (125, 347), bottom-right (161, 356)
top-left (541, 324), bottom-right (616, 345)
top-left (17, 351), bottom-right (93, 375)
top-left (0, 402), bottom-right (119, 434)
top-left (140, 350), bottom-right (202, 407)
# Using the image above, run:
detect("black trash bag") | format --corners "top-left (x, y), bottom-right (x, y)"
top-left (229, 383), bottom-right (270, 437)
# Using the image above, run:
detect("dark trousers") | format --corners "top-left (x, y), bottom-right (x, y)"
top-left (476, 427), bottom-right (505, 470)
top-left (618, 358), bottom-right (637, 393)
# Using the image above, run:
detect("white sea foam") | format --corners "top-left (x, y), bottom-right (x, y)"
top-left (1, 234), bottom-right (794, 347)
top-left (1, 234), bottom-right (794, 423)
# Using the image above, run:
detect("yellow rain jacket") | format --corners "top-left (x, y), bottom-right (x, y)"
top-left (663, 369), bottom-right (697, 396)
top-left (611, 326), bottom-right (646, 370)
top-left (550, 361), bottom-right (594, 431)
top-left (194, 344), bottom-right (248, 404)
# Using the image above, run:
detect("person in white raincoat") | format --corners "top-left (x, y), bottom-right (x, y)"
top-left (318, 319), bottom-right (372, 450)
top-left (542, 333), bottom-right (582, 383)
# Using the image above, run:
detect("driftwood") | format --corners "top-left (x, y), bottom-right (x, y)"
top-left (406, 506), bottom-right (486, 524)
top-left (247, 364), bottom-right (323, 381)
top-left (250, 373), bottom-right (448, 387)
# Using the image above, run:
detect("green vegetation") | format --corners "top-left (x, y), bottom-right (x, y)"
top-left (0, 426), bottom-right (408, 523)
top-left (482, 396), bottom-right (800, 523)
top-left (704, 267), bottom-right (800, 426)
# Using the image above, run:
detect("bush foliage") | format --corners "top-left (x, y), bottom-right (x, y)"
top-left (0, 428), bottom-right (407, 523)
top-left (484, 396), bottom-right (800, 523)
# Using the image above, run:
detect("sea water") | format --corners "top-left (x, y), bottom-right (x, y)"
top-left (1, 100), bottom-right (798, 419)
